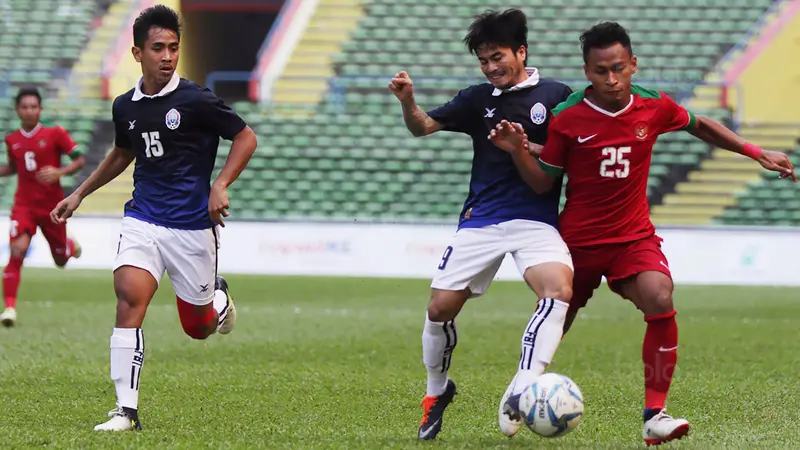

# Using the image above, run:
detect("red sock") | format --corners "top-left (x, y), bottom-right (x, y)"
top-left (3, 256), bottom-right (23, 309)
top-left (643, 310), bottom-right (678, 411)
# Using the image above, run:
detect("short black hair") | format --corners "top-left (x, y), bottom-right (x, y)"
top-left (133, 5), bottom-right (181, 48)
top-left (15, 87), bottom-right (41, 107)
top-left (463, 9), bottom-right (528, 63)
top-left (580, 22), bottom-right (633, 63)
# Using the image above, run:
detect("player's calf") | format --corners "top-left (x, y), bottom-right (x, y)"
top-left (3, 234), bottom-right (29, 314)
top-left (176, 297), bottom-right (217, 340)
top-left (52, 238), bottom-right (82, 267)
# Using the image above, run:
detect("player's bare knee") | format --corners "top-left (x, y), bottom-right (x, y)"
top-left (641, 287), bottom-right (673, 316)
top-left (426, 301), bottom-right (457, 323)
top-left (541, 284), bottom-right (572, 303)
top-left (524, 263), bottom-right (573, 302)
top-left (9, 242), bottom-right (28, 260)
top-left (427, 289), bottom-right (468, 322)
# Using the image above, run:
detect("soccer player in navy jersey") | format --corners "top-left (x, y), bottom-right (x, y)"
top-left (390, 9), bottom-right (574, 440)
top-left (50, 6), bottom-right (257, 431)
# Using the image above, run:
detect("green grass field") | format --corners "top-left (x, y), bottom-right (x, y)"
top-left (1, 269), bottom-right (799, 449)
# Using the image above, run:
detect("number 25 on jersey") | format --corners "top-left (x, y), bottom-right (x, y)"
top-left (141, 131), bottom-right (164, 158)
top-left (600, 146), bottom-right (630, 179)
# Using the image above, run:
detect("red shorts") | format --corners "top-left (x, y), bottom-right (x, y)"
top-left (569, 234), bottom-right (672, 310)
top-left (10, 205), bottom-right (68, 258)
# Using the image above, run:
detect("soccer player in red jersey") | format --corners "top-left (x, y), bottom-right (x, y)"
top-left (490, 22), bottom-right (795, 445)
top-left (0, 87), bottom-right (86, 326)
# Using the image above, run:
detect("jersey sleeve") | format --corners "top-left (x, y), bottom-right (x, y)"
top-left (538, 120), bottom-right (569, 177)
top-left (426, 87), bottom-right (475, 134)
top-left (198, 88), bottom-right (247, 140)
top-left (55, 126), bottom-right (82, 159)
top-left (657, 93), bottom-right (696, 134)
top-left (112, 98), bottom-right (132, 149)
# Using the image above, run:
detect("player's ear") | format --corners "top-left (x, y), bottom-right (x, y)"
top-left (630, 55), bottom-right (638, 74)
top-left (518, 45), bottom-right (527, 63)
top-left (132, 46), bottom-right (142, 63)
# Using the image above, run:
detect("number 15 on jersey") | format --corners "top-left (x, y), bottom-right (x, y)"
top-left (141, 131), bottom-right (164, 158)
top-left (600, 146), bottom-right (630, 179)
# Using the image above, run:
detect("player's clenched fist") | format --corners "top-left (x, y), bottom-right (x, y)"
top-left (389, 71), bottom-right (415, 103)
top-left (50, 193), bottom-right (82, 224)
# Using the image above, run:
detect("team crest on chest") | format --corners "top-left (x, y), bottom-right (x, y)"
top-left (165, 108), bottom-right (181, 130)
top-left (39, 139), bottom-right (47, 148)
top-left (530, 102), bottom-right (547, 125)
top-left (634, 121), bottom-right (649, 140)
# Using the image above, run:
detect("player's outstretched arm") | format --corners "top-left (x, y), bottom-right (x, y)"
top-left (689, 116), bottom-right (796, 181)
top-left (50, 146), bottom-right (135, 223)
top-left (389, 72), bottom-right (444, 137)
top-left (209, 126), bottom-right (257, 227)
top-left (489, 120), bottom-right (555, 193)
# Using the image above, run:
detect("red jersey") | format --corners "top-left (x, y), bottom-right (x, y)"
top-left (539, 85), bottom-right (695, 247)
top-left (4, 123), bottom-right (80, 209)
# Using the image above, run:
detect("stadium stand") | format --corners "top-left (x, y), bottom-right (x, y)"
top-left (226, 0), bottom-right (774, 222)
top-left (718, 127), bottom-right (800, 226)
top-left (0, 0), bottom-right (790, 224)
top-left (0, 0), bottom-right (106, 210)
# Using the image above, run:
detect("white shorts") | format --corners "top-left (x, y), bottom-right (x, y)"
top-left (430, 219), bottom-right (573, 297)
top-left (114, 217), bottom-right (219, 305)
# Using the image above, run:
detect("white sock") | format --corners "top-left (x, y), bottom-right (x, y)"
top-left (109, 328), bottom-right (144, 410)
top-left (513, 298), bottom-right (568, 395)
top-left (422, 314), bottom-right (457, 397)
top-left (212, 290), bottom-right (228, 326)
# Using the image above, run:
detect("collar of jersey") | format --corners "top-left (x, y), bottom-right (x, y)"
top-left (132, 72), bottom-right (180, 101)
top-left (491, 67), bottom-right (539, 96)
top-left (19, 123), bottom-right (42, 138)
top-left (581, 87), bottom-right (634, 117)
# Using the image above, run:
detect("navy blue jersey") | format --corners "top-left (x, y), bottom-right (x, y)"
top-left (426, 70), bottom-right (572, 229)
top-left (112, 75), bottom-right (246, 230)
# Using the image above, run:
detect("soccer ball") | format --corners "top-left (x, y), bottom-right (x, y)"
top-left (518, 372), bottom-right (584, 438)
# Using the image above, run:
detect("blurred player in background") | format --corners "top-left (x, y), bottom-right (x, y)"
top-left (51, 5), bottom-right (257, 431)
top-left (490, 22), bottom-right (795, 445)
top-left (390, 9), bottom-right (575, 440)
top-left (0, 87), bottom-right (85, 327)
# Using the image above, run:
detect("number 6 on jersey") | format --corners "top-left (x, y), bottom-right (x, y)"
top-left (141, 131), bottom-right (164, 158)
top-left (599, 146), bottom-right (630, 178)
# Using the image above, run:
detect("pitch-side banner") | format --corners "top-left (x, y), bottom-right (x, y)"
top-left (4, 216), bottom-right (799, 286)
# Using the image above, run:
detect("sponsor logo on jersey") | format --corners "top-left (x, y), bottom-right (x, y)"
top-left (39, 140), bottom-right (47, 148)
top-left (165, 108), bottom-right (181, 130)
top-left (634, 121), bottom-right (649, 140)
top-left (530, 102), bottom-right (547, 125)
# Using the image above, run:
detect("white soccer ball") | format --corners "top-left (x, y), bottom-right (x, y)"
top-left (518, 372), bottom-right (584, 438)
